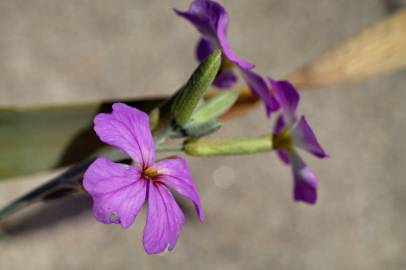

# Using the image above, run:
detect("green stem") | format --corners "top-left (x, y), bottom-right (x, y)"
top-left (156, 143), bottom-right (184, 152)
top-left (183, 135), bottom-right (273, 156)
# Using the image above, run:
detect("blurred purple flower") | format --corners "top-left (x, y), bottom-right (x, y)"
top-left (270, 79), bottom-right (328, 204)
top-left (175, 0), bottom-right (278, 117)
top-left (83, 103), bottom-right (204, 254)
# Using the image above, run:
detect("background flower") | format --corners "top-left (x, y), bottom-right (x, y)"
top-left (176, 0), bottom-right (278, 117)
top-left (271, 79), bottom-right (328, 204)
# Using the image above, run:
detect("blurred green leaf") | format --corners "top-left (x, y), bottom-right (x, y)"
top-left (0, 159), bottom-right (92, 220)
top-left (171, 49), bottom-right (221, 126)
top-left (0, 149), bottom-right (131, 220)
top-left (0, 98), bottom-right (164, 179)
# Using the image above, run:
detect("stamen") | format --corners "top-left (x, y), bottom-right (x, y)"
top-left (273, 129), bottom-right (293, 151)
top-left (142, 167), bottom-right (160, 181)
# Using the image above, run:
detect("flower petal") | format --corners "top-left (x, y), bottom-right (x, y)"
top-left (277, 149), bottom-right (290, 164)
top-left (176, 0), bottom-right (254, 69)
top-left (196, 37), bottom-right (215, 62)
top-left (241, 69), bottom-right (279, 117)
top-left (291, 116), bottom-right (329, 158)
top-left (94, 103), bottom-right (156, 167)
top-left (273, 114), bottom-right (286, 134)
top-left (290, 152), bottom-right (318, 204)
top-left (217, 11), bottom-right (254, 70)
top-left (83, 157), bottom-right (147, 228)
top-left (269, 78), bottom-right (299, 125)
top-left (143, 183), bottom-right (185, 254)
top-left (174, 0), bottom-right (223, 40)
top-left (213, 69), bottom-right (238, 88)
top-left (153, 157), bottom-right (204, 222)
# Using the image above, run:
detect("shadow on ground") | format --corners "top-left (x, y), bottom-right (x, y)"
top-left (0, 195), bottom-right (91, 237)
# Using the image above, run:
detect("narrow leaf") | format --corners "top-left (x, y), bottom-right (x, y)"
top-left (191, 90), bottom-right (240, 123)
top-left (288, 10), bottom-right (406, 88)
top-left (182, 120), bottom-right (223, 138)
top-left (0, 148), bottom-right (131, 220)
top-left (0, 160), bottom-right (92, 220)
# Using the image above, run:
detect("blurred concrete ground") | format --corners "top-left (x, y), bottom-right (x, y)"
top-left (0, 0), bottom-right (406, 269)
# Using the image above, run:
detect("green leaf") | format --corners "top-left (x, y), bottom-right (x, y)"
top-left (0, 98), bottom-right (164, 179)
top-left (0, 152), bottom-right (131, 220)
top-left (171, 49), bottom-right (222, 126)
top-left (191, 90), bottom-right (240, 123)
top-left (182, 120), bottom-right (223, 138)
top-left (0, 159), bottom-right (92, 220)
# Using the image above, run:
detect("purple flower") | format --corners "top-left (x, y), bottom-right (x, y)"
top-left (83, 103), bottom-right (204, 254)
top-left (175, 0), bottom-right (278, 117)
top-left (270, 79), bottom-right (328, 204)
top-left (175, 0), bottom-right (254, 72)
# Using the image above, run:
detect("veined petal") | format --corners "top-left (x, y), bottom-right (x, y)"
top-left (290, 152), bottom-right (318, 204)
top-left (153, 157), bottom-right (204, 222)
top-left (291, 116), bottom-right (329, 158)
top-left (269, 78), bottom-right (299, 125)
top-left (94, 103), bottom-right (156, 167)
top-left (83, 157), bottom-right (147, 228)
top-left (143, 183), bottom-right (185, 254)
top-left (83, 157), bottom-right (139, 195)
top-left (241, 69), bottom-right (279, 117)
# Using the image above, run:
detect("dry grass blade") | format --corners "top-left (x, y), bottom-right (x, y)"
top-left (287, 9), bottom-right (406, 89)
top-left (220, 10), bottom-right (406, 117)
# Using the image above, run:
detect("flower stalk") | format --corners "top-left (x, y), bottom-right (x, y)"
top-left (183, 135), bottom-right (273, 156)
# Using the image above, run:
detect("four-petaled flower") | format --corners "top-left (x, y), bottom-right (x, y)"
top-left (175, 0), bottom-right (279, 117)
top-left (83, 103), bottom-right (204, 254)
top-left (270, 79), bottom-right (328, 204)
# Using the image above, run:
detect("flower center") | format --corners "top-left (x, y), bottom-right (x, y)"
top-left (142, 167), bottom-right (160, 182)
top-left (273, 129), bottom-right (293, 152)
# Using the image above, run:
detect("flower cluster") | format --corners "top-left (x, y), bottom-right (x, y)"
top-left (176, 0), bottom-right (328, 203)
top-left (83, 0), bottom-right (328, 255)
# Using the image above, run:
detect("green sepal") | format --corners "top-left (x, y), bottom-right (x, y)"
top-left (181, 120), bottom-right (223, 138)
top-left (171, 49), bottom-right (221, 126)
top-left (191, 90), bottom-right (240, 122)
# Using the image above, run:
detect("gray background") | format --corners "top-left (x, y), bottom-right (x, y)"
top-left (0, 0), bottom-right (405, 269)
